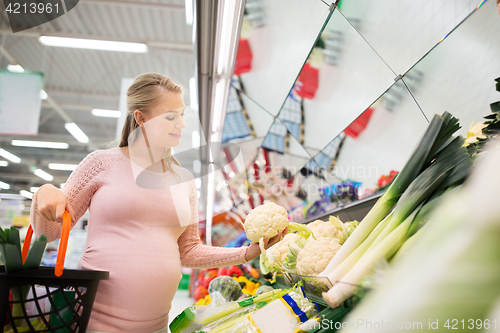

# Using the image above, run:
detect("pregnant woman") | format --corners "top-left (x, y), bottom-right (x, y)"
top-left (31, 73), bottom-right (284, 333)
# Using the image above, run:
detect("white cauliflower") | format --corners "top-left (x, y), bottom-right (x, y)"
top-left (244, 201), bottom-right (289, 243)
top-left (307, 216), bottom-right (348, 244)
top-left (306, 220), bottom-right (324, 233)
top-left (267, 233), bottom-right (302, 267)
top-left (296, 237), bottom-right (341, 276)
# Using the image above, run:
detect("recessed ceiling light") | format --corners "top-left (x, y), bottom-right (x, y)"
top-left (0, 148), bottom-right (21, 163)
top-left (39, 36), bottom-right (148, 53)
top-left (12, 140), bottom-right (69, 149)
top-left (91, 109), bottom-right (122, 118)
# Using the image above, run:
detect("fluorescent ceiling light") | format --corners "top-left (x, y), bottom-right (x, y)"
top-left (7, 64), bottom-right (24, 73)
top-left (20, 190), bottom-right (33, 199)
top-left (0, 181), bottom-right (10, 190)
top-left (0, 148), bottom-right (21, 163)
top-left (185, 0), bottom-right (193, 25)
top-left (49, 163), bottom-right (77, 171)
top-left (0, 193), bottom-right (25, 200)
top-left (34, 169), bottom-right (54, 181)
top-left (39, 36), bottom-right (148, 53)
top-left (12, 140), bottom-right (69, 149)
top-left (91, 109), bottom-right (122, 118)
top-left (65, 123), bottom-right (89, 143)
top-left (30, 187), bottom-right (40, 193)
top-left (0, 161), bottom-right (8, 167)
top-left (40, 90), bottom-right (48, 100)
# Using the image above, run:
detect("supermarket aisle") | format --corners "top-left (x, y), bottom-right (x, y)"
top-left (169, 289), bottom-right (194, 325)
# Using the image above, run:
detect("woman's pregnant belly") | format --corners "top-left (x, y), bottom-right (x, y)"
top-left (79, 230), bottom-right (182, 329)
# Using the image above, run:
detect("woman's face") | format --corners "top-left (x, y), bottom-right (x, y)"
top-left (142, 92), bottom-right (186, 148)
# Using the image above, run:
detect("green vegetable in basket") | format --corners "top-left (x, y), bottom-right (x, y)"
top-left (208, 276), bottom-right (243, 306)
top-left (0, 226), bottom-right (47, 273)
top-left (0, 226), bottom-right (48, 329)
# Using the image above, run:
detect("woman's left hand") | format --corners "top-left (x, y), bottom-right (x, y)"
top-left (244, 227), bottom-right (289, 261)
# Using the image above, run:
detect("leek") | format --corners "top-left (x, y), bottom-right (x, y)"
top-left (326, 212), bottom-right (393, 285)
top-left (323, 210), bottom-right (420, 307)
top-left (319, 113), bottom-right (449, 277)
top-left (323, 182), bottom-right (462, 307)
top-left (339, 142), bottom-right (500, 330)
top-left (368, 136), bottom-right (471, 251)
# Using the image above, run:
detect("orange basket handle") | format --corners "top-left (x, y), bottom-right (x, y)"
top-left (22, 210), bottom-right (72, 277)
top-left (21, 225), bottom-right (34, 264)
top-left (55, 211), bottom-right (72, 277)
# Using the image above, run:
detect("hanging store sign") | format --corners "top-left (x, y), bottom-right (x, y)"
top-left (0, 70), bottom-right (43, 136)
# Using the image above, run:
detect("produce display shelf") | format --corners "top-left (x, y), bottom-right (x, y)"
top-left (299, 191), bottom-right (384, 224)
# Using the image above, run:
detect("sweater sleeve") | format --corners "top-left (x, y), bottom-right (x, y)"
top-left (30, 150), bottom-right (112, 242)
top-left (177, 173), bottom-right (249, 269)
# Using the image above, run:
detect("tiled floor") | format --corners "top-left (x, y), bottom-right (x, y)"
top-left (169, 289), bottom-right (195, 325)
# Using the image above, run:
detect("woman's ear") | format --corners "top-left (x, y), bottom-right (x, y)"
top-left (133, 110), bottom-right (145, 127)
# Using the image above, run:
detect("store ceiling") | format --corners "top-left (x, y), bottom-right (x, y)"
top-left (0, 0), bottom-right (195, 194)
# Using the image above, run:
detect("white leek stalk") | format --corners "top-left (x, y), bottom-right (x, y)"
top-left (323, 211), bottom-right (417, 307)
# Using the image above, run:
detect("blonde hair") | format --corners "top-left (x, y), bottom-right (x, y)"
top-left (120, 73), bottom-right (183, 176)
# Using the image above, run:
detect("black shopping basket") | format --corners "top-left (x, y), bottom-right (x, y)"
top-left (0, 266), bottom-right (108, 332)
top-left (1, 211), bottom-right (109, 332)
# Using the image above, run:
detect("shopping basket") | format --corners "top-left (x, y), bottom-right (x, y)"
top-left (1, 211), bottom-right (109, 332)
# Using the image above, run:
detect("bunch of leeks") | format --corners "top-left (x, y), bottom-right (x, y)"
top-left (319, 111), bottom-right (477, 307)
top-left (339, 139), bottom-right (500, 331)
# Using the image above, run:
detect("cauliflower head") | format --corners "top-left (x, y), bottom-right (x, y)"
top-left (296, 237), bottom-right (341, 276)
top-left (267, 233), bottom-right (302, 267)
top-left (308, 219), bottom-right (344, 242)
top-left (244, 201), bottom-right (289, 242)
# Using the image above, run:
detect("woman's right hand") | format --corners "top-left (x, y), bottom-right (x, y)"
top-left (36, 184), bottom-right (75, 224)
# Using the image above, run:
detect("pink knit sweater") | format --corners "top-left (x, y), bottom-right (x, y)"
top-left (30, 147), bottom-right (248, 333)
